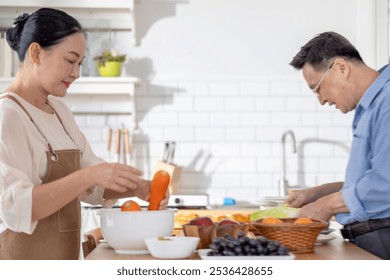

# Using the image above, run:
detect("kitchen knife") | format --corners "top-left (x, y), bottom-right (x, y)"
top-left (162, 141), bottom-right (170, 162)
top-left (166, 141), bottom-right (176, 164)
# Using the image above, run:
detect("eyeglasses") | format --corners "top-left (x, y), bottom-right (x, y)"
top-left (311, 61), bottom-right (335, 96)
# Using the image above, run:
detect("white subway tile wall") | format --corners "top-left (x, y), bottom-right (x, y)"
top-left (67, 78), bottom-right (351, 206)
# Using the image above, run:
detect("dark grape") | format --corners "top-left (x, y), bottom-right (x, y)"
top-left (234, 246), bottom-right (243, 255)
top-left (207, 231), bottom-right (289, 256)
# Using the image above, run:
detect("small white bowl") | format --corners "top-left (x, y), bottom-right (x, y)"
top-left (144, 236), bottom-right (200, 259)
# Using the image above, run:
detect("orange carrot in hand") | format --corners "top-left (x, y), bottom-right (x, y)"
top-left (148, 170), bottom-right (170, 210)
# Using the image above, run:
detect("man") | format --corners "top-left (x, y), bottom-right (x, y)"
top-left (287, 31), bottom-right (390, 259)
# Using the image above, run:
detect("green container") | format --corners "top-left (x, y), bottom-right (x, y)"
top-left (98, 61), bottom-right (122, 77)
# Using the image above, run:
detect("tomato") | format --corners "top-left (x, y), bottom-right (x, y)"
top-left (120, 200), bottom-right (141, 211)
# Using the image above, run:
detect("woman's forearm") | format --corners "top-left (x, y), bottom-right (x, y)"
top-left (31, 169), bottom-right (93, 221)
top-left (103, 189), bottom-right (136, 200)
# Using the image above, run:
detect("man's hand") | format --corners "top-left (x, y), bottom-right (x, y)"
top-left (298, 192), bottom-right (349, 221)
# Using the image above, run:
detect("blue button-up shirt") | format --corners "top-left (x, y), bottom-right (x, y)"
top-left (337, 64), bottom-right (390, 225)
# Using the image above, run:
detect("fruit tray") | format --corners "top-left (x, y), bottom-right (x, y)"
top-left (198, 249), bottom-right (295, 260)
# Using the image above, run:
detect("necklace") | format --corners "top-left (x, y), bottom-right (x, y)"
top-left (45, 99), bottom-right (77, 147)
top-left (44, 99), bottom-right (54, 114)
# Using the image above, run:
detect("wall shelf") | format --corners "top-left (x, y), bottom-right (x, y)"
top-left (0, 76), bottom-right (139, 128)
top-left (0, 0), bottom-right (136, 43)
top-left (0, 76), bottom-right (140, 96)
top-left (0, 0), bottom-right (134, 10)
top-left (69, 77), bottom-right (140, 95)
top-left (72, 111), bottom-right (132, 116)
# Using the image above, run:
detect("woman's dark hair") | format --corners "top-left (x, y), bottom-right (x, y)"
top-left (290, 31), bottom-right (364, 71)
top-left (6, 8), bottom-right (84, 62)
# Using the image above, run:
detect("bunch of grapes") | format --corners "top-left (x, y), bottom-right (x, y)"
top-left (207, 232), bottom-right (289, 256)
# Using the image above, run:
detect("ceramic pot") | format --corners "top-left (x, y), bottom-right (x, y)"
top-left (98, 61), bottom-right (122, 77)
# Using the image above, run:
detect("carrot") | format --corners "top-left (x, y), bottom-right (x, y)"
top-left (148, 170), bottom-right (171, 210)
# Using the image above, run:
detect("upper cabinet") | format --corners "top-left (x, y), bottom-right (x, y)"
top-left (0, 0), bottom-right (136, 44)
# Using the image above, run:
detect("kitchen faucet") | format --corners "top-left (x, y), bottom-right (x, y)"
top-left (279, 130), bottom-right (297, 196)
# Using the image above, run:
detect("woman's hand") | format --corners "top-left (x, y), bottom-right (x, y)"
top-left (158, 188), bottom-right (170, 210)
top-left (86, 162), bottom-right (143, 193)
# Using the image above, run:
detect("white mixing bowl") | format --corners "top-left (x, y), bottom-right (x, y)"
top-left (98, 208), bottom-right (175, 254)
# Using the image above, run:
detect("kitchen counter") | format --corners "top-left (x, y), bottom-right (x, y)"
top-left (85, 236), bottom-right (380, 260)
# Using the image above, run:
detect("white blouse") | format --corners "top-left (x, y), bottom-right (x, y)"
top-left (0, 92), bottom-right (115, 235)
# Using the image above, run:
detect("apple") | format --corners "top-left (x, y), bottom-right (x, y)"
top-left (218, 219), bottom-right (239, 226)
top-left (189, 216), bottom-right (214, 226)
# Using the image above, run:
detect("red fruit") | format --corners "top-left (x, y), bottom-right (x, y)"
top-left (218, 219), bottom-right (239, 226)
top-left (189, 216), bottom-right (214, 226)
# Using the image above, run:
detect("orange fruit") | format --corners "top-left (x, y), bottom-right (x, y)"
top-left (262, 217), bottom-right (283, 224)
top-left (121, 200), bottom-right (141, 211)
top-left (232, 213), bottom-right (250, 223)
top-left (216, 215), bottom-right (228, 222)
top-left (294, 217), bottom-right (313, 224)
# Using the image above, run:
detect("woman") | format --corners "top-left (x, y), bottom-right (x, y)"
top-left (0, 8), bottom-right (168, 260)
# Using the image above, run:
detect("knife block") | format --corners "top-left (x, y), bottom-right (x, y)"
top-left (151, 161), bottom-right (182, 194)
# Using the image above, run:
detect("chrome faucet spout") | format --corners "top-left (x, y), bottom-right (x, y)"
top-left (279, 130), bottom-right (297, 196)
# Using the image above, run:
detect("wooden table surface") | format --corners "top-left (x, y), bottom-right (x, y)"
top-left (85, 236), bottom-right (380, 260)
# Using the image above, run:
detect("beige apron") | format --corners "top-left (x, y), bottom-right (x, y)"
top-left (0, 95), bottom-right (81, 260)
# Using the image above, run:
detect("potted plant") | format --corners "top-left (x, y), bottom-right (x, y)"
top-left (93, 49), bottom-right (126, 77)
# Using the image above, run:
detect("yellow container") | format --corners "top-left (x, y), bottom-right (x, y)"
top-left (98, 61), bottom-right (122, 77)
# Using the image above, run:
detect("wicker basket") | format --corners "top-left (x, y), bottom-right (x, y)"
top-left (252, 218), bottom-right (328, 253)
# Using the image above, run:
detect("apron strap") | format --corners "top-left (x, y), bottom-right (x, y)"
top-left (45, 100), bottom-right (76, 145)
top-left (1, 94), bottom-right (58, 160)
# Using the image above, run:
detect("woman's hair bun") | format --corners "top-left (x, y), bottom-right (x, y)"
top-left (6, 8), bottom-right (83, 62)
top-left (6, 13), bottom-right (30, 51)
top-left (6, 28), bottom-right (19, 51)
top-left (14, 13), bottom-right (30, 27)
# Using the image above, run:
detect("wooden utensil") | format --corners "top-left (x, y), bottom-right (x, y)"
top-left (123, 128), bottom-right (132, 165)
top-left (115, 128), bottom-right (122, 163)
top-left (107, 128), bottom-right (112, 162)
